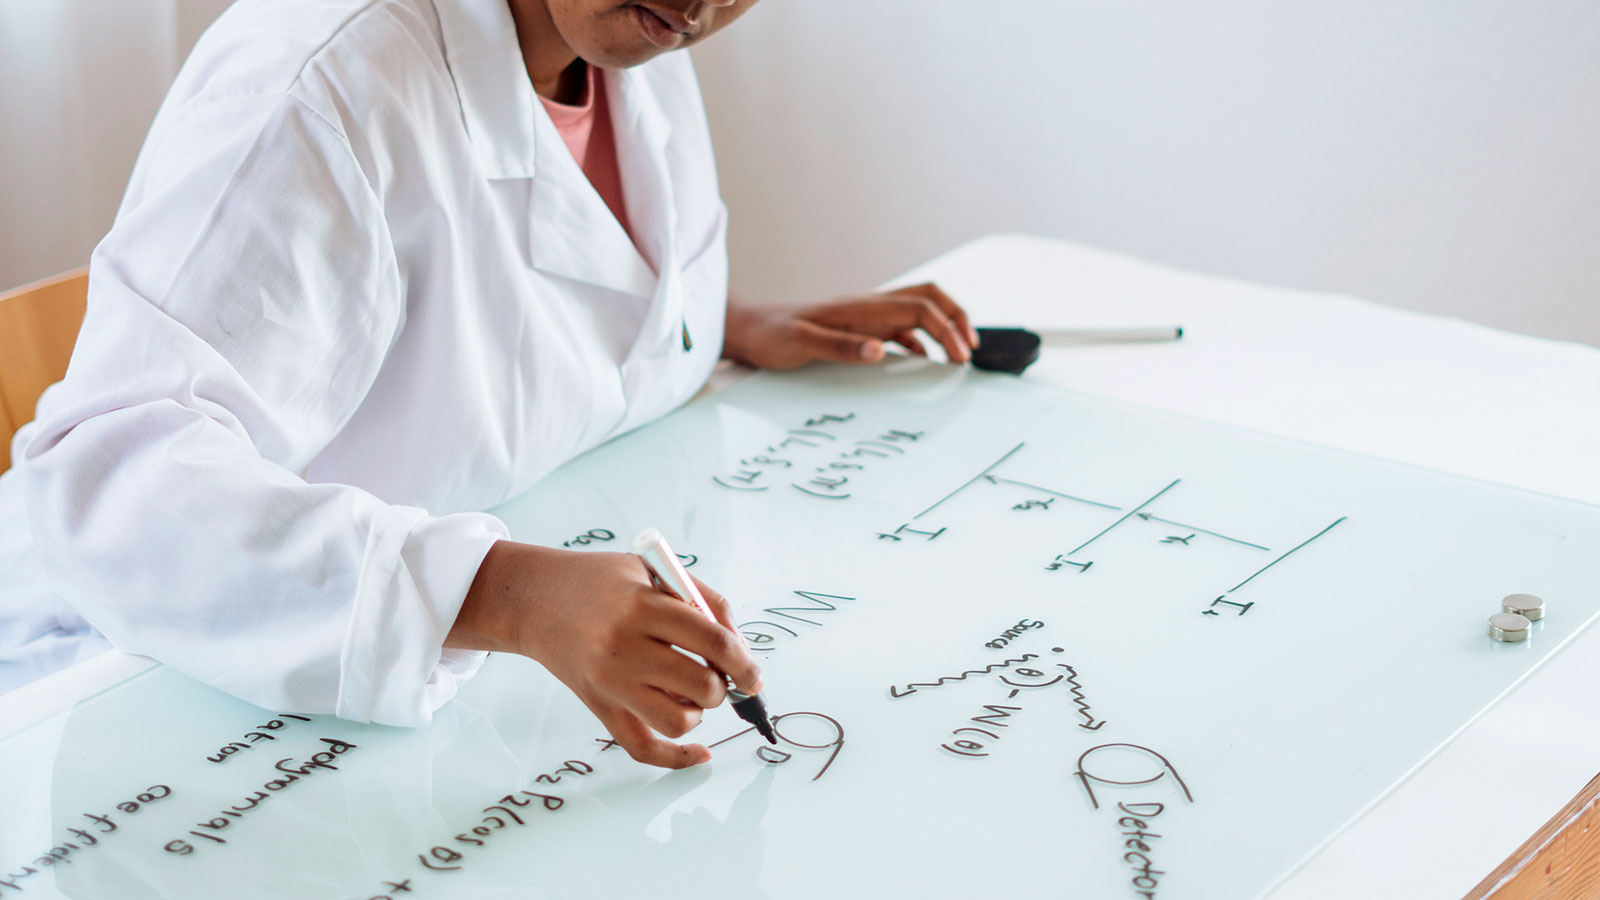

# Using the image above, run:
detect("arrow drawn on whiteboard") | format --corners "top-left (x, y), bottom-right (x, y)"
top-left (1058, 664), bottom-right (1106, 730)
top-left (912, 441), bottom-right (1026, 519)
top-left (1068, 479), bottom-right (1182, 555)
top-left (1135, 513), bottom-right (1270, 551)
top-left (982, 475), bottom-right (1123, 510)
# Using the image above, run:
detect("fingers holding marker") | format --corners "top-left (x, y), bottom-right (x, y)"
top-left (685, 577), bottom-right (776, 698)
top-left (481, 545), bottom-right (751, 770)
top-left (646, 591), bottom-right (765, 695)
top-left (633, 528), bottom-right (778, 746)
top-left (594, 700), bottom-right (709, 769)
top-left (692, 575), bottom-right (744, 637)
top-left (642, 640), bottom-right (728, 708)
top-left (629, 684), bottom-right (706, 739)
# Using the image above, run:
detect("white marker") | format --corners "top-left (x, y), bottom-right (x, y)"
top-left (1036, 326), bottom-right (1184, 345)
top-left (632, 528), bottom-right (777, 743)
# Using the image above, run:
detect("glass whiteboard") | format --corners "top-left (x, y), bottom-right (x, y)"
top-left (3, 362), bottom-right (1597, 899)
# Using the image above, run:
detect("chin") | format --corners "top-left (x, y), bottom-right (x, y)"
top-left (583, 45), bottom-right (667, 69)
top-left (550, 6), bottom-right (664, 69)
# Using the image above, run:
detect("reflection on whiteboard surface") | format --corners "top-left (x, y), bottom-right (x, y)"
top-left (3, 362), bottom-right (1597, 899)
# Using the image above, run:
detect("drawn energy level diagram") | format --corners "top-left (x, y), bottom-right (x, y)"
top-left (4, 363), bottom-right (1598, 900)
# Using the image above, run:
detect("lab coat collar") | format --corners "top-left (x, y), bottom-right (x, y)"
top-left (609, 66), bottom-right (687, 351)
top-left (608, 65), bottom-right (677, 276)
top-left (434, 0), bottom-right (671, 299)
top-left (526, 67), bottom-right (662, 299)
top-left (433, 0), bottom-right (538, 180)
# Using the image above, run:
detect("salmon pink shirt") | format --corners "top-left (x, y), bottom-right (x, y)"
top-left (538, 63), bottom-right (635, 245)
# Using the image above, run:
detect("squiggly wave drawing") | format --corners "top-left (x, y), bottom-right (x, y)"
top-left (1058, 663), bottom-right (1105, 730)
top-left (889, 653), bottom-right (1039, 698)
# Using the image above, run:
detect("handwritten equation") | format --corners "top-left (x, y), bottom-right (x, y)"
top-left (712, 412), bottom-right (927, 501)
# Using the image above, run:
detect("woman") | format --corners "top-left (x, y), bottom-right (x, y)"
top-left (0, 0), bottom-right (977, 769)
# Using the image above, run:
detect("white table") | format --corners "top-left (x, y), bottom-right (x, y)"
top-left (5, 234), bottom-right (1598, 897)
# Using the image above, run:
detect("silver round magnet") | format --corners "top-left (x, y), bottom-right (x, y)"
top-left (1502, 593), bottom-right (1545, 621)
top-left (1488, 612), bottom-right (1532, 643)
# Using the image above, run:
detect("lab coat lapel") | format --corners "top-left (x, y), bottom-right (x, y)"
top-left (610, 65), bottom-right (706, 434)
top-left (435, 0), bottom-right (656, 297)
top-left (526, 70), bottom-right (657, 299)
top-left (432, 0), bottom-right (537, 180)
top-left (608, 66), bottom-right (686, 361)
top-left (435, 0), bottom-right (698, 424)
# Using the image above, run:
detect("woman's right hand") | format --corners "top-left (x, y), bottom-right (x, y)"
top-left (448, 541), bottom-right (764, 768)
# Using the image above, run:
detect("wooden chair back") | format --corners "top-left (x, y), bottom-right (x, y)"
top-left (0, 269), bottom-right (89, 472)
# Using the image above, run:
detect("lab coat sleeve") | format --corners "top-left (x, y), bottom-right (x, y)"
top-left (19, 91), bottom-right (507, 725)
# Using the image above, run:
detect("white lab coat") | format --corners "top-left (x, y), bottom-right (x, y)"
top-left (0, 0), bottom-right (729, 723)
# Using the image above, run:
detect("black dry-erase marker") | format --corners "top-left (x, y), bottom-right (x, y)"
top-left (633, 528), bottom-right (777, 744)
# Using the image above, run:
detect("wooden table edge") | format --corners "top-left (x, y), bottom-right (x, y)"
top-left (1469, 770), bottom-right (1600, 899)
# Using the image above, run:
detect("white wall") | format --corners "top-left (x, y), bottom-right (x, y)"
top-left (0, 0), bottom-right (232, 292)
top-left (693, 1), bottom-right (1600, 346)
top-left (7, 2), bottom-right (1596, 347)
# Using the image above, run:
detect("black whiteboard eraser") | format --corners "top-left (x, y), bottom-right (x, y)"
top-left (971, 327), bottom-right (1042, 375)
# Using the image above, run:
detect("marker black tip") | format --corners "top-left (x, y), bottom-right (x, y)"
top-left (733, 694), bottom-right (778, 744)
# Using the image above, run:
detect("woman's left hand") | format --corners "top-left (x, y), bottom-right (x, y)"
top-left (722, 283), bottom-right (980, 371)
